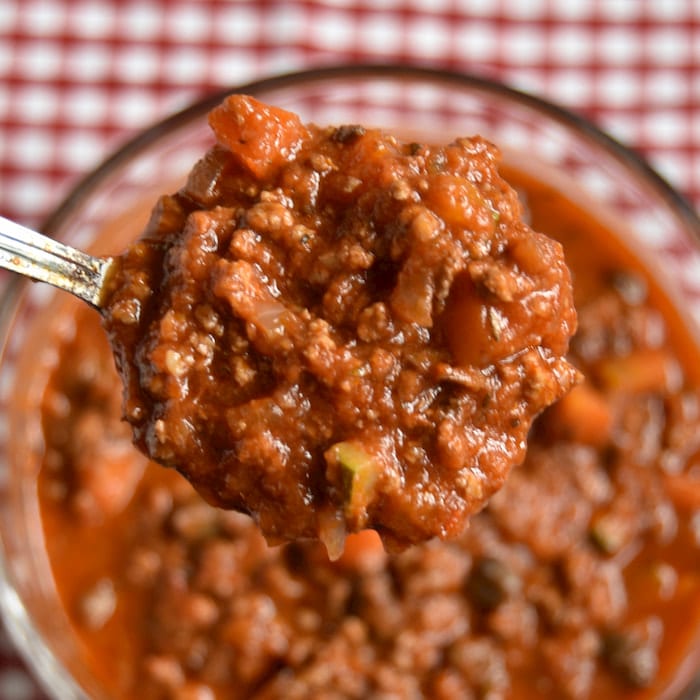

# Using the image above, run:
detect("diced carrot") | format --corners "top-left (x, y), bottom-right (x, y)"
top-left (208, 95), bottom-right (307, 179)
top-left (426, 174), bottom-right (488, 230)
top-left (440, 272), bottom-right (486, 367)
top-left (545, 382), bottom-right (612, 447)
top-left (335, 529), bottom-right (385, 571)
top-left (664, 472), bottom-right (700, 511)
top-left (595, 348), bottom-right (677, 394)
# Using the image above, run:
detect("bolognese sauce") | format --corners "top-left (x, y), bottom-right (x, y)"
top-left (101, 96), bottom-right (578, 553)
top-left (37, 156), bottom-right (700, 699)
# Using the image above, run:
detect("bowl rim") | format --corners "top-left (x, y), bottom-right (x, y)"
top-left (43, 63), bottom-right (700, 240)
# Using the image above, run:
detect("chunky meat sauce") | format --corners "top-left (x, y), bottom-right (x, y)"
top-left (102, 96), bottom-right (578, 552)
top-left (38, 165), bottom-right (700, 700)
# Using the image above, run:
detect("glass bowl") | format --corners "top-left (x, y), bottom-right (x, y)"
top-left (1, 64), bottom-right (699, 700)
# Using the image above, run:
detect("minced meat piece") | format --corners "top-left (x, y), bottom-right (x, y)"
top-left (102, 95), bottom-right (579, 553)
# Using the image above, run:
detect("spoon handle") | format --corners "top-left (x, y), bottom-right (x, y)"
top-left (0, 215), bottom-right (113, 307)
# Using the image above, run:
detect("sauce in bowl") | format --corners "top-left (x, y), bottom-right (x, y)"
top-left (33, 156), bottom-right (700, 699)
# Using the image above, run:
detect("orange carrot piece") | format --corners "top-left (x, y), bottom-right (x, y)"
top-left (596, 347), bottom-right (677, 394)
top-left (664, 472), bottom-right (700, 511)
top-left (336, 529), bottom-right (386, 571)
top-left (208, 94), bottom-right (307, 179)
top-left (545, 382), bottom-right (613, 446)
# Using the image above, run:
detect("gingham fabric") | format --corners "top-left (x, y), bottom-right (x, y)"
top-left (0, 1), bottom-right (699, 697)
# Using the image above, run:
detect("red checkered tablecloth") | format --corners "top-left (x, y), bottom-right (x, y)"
top-left (0, 1), bottom-right (699, 698)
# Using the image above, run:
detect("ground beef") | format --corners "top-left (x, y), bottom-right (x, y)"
top-left (101, 95), bottom-right (579, 552)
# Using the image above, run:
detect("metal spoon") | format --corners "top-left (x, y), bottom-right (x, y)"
top-left (0, 215), bottom-right (114, 308)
